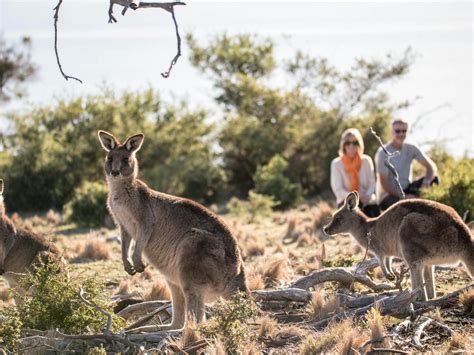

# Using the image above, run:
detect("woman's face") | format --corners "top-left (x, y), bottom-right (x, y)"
top-left (343, 134), bottom-right (359, 158)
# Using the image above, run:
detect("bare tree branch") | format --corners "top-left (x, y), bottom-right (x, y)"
top-left (108, 1), bottom-right (186, 78)
top-left (78, 286), bottom-right (112, 335)
top-left (370, 127), bottom-right (405, 200)
top-left (53, 0), bottom-right (83, 83)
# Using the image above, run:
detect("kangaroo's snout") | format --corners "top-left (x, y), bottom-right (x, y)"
top-left (111, 170), bottom-right (120, 177)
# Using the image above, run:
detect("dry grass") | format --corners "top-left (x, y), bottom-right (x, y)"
top-left (336, 330), bottom-right (370, 355)
top-left (78, 239), bottom-right (111, 261)
top-left (312, 201), bottom-right (334, 231)
top-left (46, 209), bottom-right (62, 225)
top-left (296, 232), bottom-right (313, 247)
top-left (246, 240), bottom-right (266, 257)
top-left (258, 315), bottom-right (277, 339)
top-left (262, 258), bottom-right (287, 288)
top-left (115, 280), bottom-right (131, 295)
top-left (307, 291), bottom-right (342, 321)
top-left (299, 319), bottom-right (352, 354)
top-left (169, 317), bottom-right (201, 351)
top-left (144, 279), bottom-right (171, 301)
top-left (459, 288), bottom-right (474, 314)
top-left (365, 307), bottom-right (390, 350)
top-left (247, 272), bottom-right (265, 291)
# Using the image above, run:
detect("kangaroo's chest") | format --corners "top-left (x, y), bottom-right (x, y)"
top-left (109, 196), bottom-right (139, 238)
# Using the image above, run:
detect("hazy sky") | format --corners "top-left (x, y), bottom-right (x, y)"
top-left (1, 0), bottom-right (472, 157)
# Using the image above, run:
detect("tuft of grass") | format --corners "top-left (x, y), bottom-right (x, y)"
top-left (459, 288), bottom-right (474, 314)
top-left (262, 258), bottom-right (287, 288)
top-left (79, 239), bottom-right (110, 261)
top-left (246, 240), bottom-right (266, 257)
top-left (247, 272), bottom-right (264, 291)
top-left (258, 315), bottom-right (277, 339)
top-left (297, 232), bottom-right (313, 247)
top-left (299, 319), bottom-right (352, 354)
top-left (46, 209), bottom-right (62, 225)
top-left (365, 307), bottom-right (390, 350)
top-left (144, 279), bottom-right (171, 301)
top-left (313, 201), bottom-right (333, 231)
top-left (170, 317), bottom-right (202, 351)
top-left (115, 280), bottom-right (131, 295)
top-left (307, 291), bottom-right (341, 321)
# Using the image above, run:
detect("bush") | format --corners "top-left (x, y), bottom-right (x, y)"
top-left (227, 190), bottom-right (277, 222)
top-left (254, 154), bottom-right (303, 208)
top-left (0, 306), bottom-right (22, 352)
top-left (421, 157), bottom-right (474, 221)
top-left (18, 261), bottom-right (124, 334)
top-left (66, 181), bottom-right (108, 228)
top-left (199, 292), bottom-right (258, 354)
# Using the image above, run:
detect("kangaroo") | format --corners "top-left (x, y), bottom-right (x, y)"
top-left (323, 191), bottom-right (474, 301)
top-left (97, 131), bottom-right (249, 330)
top-left (0, 179), bottom-right (61, 300)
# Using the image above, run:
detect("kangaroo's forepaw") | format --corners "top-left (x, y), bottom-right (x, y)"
top-left (386, 273), bottom-right (396, 281)
top-left (123, 262), bottom-right (137, 276)
top-left (133, 263), bottom-right (145, 273)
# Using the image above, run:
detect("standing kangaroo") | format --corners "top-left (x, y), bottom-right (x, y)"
top-left (323, 192), bottom-right (474, 301)
top-left (98, 131), bottom-right (249, 330)
top-left (0, 179), bottom-right (61, 299)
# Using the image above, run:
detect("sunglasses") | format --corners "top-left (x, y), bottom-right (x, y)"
top-left (394, 129), bottom-right (407, 134)
top-left (344, 140), bottom-right (359, 146)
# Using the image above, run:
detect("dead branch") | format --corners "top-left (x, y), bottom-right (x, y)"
top-left (413, 283), bottom-right (474, 309)
top-left (125, 303), bottom-right (172, 330)
top-left (53, 0), bottom-right (83, 83)
top-left (117, 300), bottom-right (170, 318)
top-left (349, 232), bottom-right (372, 290)
top-left (370, 127), bottom-right (405, 200)
top-left (372, 348), bottom-right (410, 354)
top-left (78, 286), bottom-right (112, 335)
top-left (108, 1), bottom-right (186, 78)
top-left (252, 288), bottom-right (312, 303)
top-left (411, 317), bottom-right (433, 349)
top-left (127, 330), bottom-right (181, 342)
top-left (291, 266), bottom-right (394, 292)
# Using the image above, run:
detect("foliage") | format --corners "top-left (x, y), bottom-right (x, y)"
top-left (254, 154), bottom-right (303, 208)
top-left (0, 306), bottom-right (22, 352)
top-left (17, 261), bottom-right (124, 334)
top-left (323, 255), bottom-right (359, 268)
top-left (188, 33), bottom-right (407, 197)
top-left (0, 88), bottom-right (224, 211)
top-left (0, 36), bottom-right (36, 102)
top-left (65, 181), bottom-right (108, 227)
top-left (420, 148), bottom-right (474, 220)
top-left (227, 190), bottom-right (277, 222)
top-left (199, 291), bottom-right (258, 355)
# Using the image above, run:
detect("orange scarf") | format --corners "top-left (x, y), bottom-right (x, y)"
top-left (341, 153), bottom-right (362, 192)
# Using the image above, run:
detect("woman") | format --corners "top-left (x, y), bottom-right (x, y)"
top-left (330, 128), bottom-right (380, 217)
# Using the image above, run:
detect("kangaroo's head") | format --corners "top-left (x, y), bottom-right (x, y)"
top-left (323, 192), bottom-right (360, 236)
top-left (97, 131), bottom-right (144, 179)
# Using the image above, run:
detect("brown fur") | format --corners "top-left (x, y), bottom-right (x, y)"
top-left (324, 192), bottom-right (474, 301)
top-left (98, 131), bottom-right (248, 330)
top-left (0, 179), bottom-right (61, 299)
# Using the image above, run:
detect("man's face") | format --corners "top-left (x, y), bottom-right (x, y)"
top-left (392, 122), bottom-right (408, 145)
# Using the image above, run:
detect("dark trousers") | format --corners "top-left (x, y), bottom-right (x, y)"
top-left (380, 176), bottom-right (440, 211)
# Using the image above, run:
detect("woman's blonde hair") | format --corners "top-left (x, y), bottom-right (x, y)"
top-left (338, 128), bottom-right (364, 156)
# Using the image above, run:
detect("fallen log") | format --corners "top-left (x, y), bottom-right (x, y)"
top-left (252, 288), bottom-right (312, 303)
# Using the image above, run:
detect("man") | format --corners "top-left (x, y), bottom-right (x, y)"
top-left (375, 119), bottom-right (439, 211)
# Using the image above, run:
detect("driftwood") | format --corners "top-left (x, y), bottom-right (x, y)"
top-left (252, 288), bottom-right (312, 303)
top-left (117, 300), bottom-right (171, 318)
top-left (291, 265), bottom-right (394, 292)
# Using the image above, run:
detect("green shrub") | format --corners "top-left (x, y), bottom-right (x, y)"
top-left (254, 154), bottom-right (303, 208)
top-left (66, 181), bottom-right (108, 228)
top-left (0, 306), bottom-right (22, 352)
top-left (227, 190), bottom-right (277, 222)
top-left (18, 261), bottom-right (124, 334)
top-left (199, 292), bottom-right (258, 355)
top-left (421, 157), bottom-right (474, 221)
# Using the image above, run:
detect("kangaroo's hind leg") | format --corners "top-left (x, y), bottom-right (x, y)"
top-left (423, 265), bottom-right (436, 299)
top-left (409, 262), bottom-right (428, 301)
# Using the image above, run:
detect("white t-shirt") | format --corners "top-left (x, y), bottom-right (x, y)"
top-left (375, 142), bottom-right (427, 203)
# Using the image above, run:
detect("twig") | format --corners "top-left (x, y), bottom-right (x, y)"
top-left (370, 127), bottom-right (405, 200)
top-left (78, 286), bottom-right (112, 335)
top-left (349, 231), bottom-right (372, 290)
top-left (125, 303), bottom-right (171, 330)
top-left (53, 0), bottom-right (83, 83)
top-left (108, 1), bottom-right (186, 78)
top-left (372, 348), bottom-right (410, 354)
top-left (411, 317), bottom-right (433, 349)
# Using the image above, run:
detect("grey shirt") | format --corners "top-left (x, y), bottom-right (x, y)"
top-left (375, 142), bottom-right (427, 202)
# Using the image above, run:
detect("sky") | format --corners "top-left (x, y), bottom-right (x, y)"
top-left (1, 0), bottom-right (473, 157)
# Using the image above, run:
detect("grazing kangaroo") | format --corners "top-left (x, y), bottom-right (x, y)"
top-left (98, 131), bottom-right (249, 330)
top-left (323, 191), bottom-right (474, 301)
top-left (0, 179), bottom-right (61, 299)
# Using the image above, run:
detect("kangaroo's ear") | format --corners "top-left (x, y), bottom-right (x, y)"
top-left (98, 131), bottom-right (119, 152)
top-left (124, 134), bottom-right (144, 153)
top-left (345, 191), bottom-right (359, 211)
top-left (0, 179), bottom-right (3, 194)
